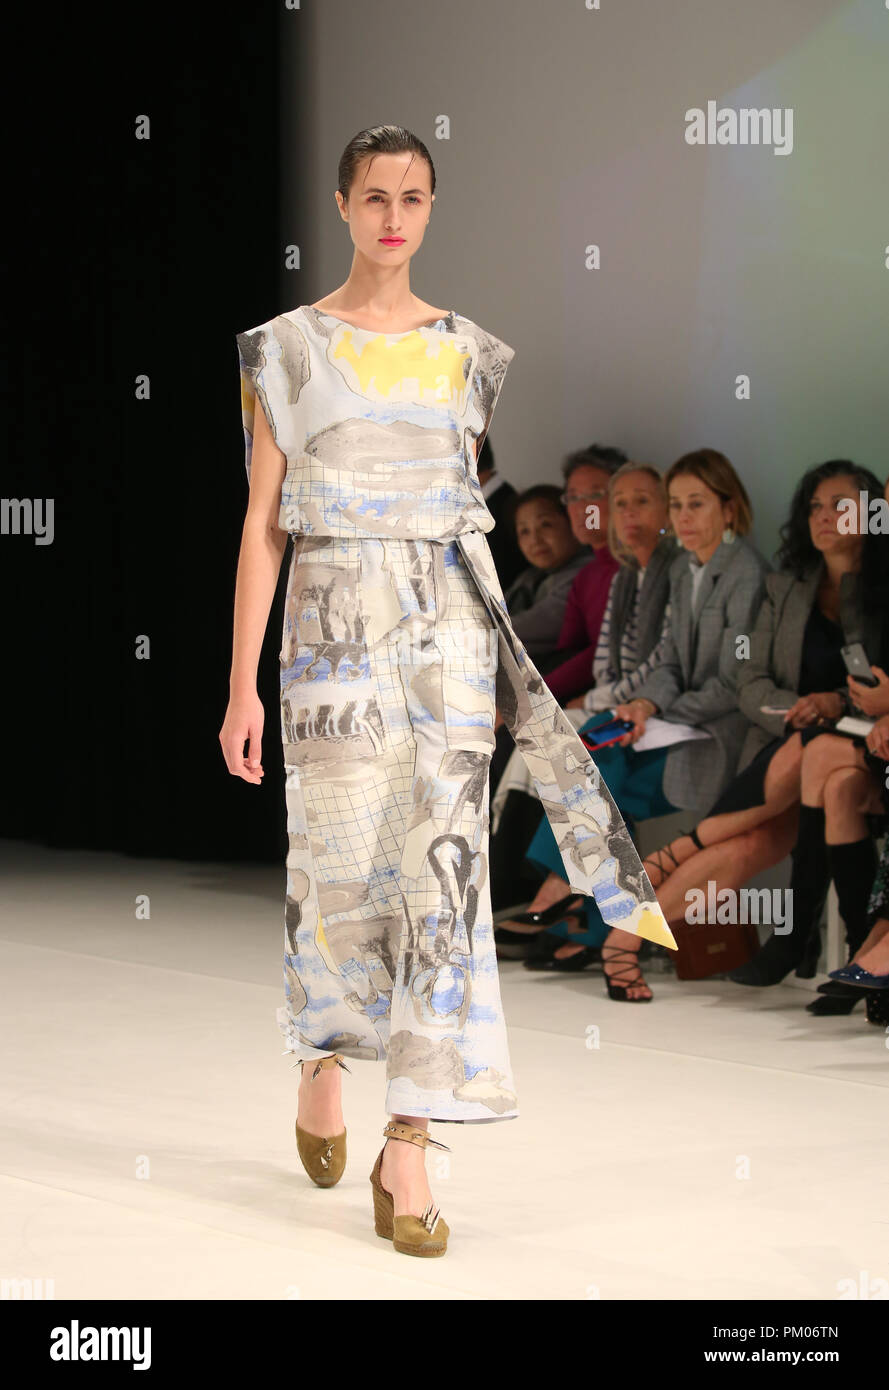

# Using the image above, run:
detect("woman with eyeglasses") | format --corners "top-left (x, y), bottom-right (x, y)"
top-left (529, 445), bottom-right (626, 704)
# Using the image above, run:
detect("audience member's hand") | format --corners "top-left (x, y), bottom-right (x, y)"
top-left (614, 699), bottom-right (655, 746)
top-left (565, 695), bottom-right (588, 709)
top-left (866, 714), bottom-right (889, 761)
top-left (783, 691), bottom-right (843, 728)
top-left (847, 666), bottom-right (889, 717)
top-left (494, 709), bottom-right (505, 731)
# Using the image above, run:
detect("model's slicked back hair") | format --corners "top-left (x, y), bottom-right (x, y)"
top-left (338, 125), bottom-right (436, 201)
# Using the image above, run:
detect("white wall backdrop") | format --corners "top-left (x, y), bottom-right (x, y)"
top-left (282, 0), bottom-right (889, 561)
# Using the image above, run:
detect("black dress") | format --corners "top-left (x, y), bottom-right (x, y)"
top-left (704, 604), bottom-right (849, 817)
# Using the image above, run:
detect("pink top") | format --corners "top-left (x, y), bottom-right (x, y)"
top-left (544, 547), bottom-right (620, 701)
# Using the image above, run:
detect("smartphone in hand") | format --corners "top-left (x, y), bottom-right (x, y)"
top-left (842, 642), bottom-right (878, 688)
top-left (580, 716), bottom-right (635, 751)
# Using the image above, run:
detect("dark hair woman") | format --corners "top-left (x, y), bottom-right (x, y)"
top-left (221, 124), bottom-right (673, 1256)
top-left (502, 484), bottom-right (591, 669)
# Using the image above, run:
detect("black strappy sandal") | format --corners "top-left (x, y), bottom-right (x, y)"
top-left (602, 944), bottom-right (653, 1002)
top-left (642, 827), bottom-right (704, 885)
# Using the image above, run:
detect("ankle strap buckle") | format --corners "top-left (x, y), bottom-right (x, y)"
top-left (382, 1120), bottom-right (451, 1153)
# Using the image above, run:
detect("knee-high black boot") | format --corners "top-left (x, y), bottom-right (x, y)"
top-left (806, 838), bottom-right (878, 1016)
top-left (729, 806), bottom-right (829, 986)
top-left (827, 838), bottom-right (878, 957)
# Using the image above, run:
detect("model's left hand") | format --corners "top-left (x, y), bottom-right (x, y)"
top-left (848, 666), bottom-right (889, 718)
top-left (783, 691), bottom-right (843, 728)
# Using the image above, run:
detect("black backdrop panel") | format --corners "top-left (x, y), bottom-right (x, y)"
top-left (3, 5), bottom-right (307, 862)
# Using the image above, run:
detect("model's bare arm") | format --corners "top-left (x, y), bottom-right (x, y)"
top-left (219, 401), bottom-right (289, 784)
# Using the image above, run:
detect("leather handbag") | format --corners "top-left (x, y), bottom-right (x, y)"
top-left (672, 920), bottom-right (760, 980)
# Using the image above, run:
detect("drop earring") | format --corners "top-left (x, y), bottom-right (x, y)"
top-left (722, 526), bottom-right (736, 544)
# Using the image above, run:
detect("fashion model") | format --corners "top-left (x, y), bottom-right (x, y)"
top-left (220, 124), bottom-right (676, 1258)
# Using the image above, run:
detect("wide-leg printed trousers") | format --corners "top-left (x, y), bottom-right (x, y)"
top-left (275, 532), bottom-right (519, 1123)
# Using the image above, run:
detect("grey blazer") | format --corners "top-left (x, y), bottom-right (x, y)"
top-left (632, 535), bottom-right (770, 813)
top-left (506, 548), bottom-right (592, 661)
top-left (736, 565), bottom-right (882, 768)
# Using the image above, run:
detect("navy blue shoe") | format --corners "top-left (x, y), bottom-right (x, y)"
top-left (829, 963), bottom-right (889, 990)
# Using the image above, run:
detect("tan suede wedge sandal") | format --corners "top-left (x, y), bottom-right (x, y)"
top-left (369, 1120), bottom-right (451, 1257)
top-left (294, 1053), bottom-right (351, 1188)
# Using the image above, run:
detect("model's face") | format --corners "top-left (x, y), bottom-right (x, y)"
top-left (808, 473), bottom-right (864, 560)
top-left (563, 465), bottom-right (612, 547)
top-left (514, 500), bottom-right (579, 570)
top-left (668, 473), bottom-right (733, 557)
top-left (611, 471), bottom-right (667, 554)
top-left (338, 152), bottom-right (433, 260)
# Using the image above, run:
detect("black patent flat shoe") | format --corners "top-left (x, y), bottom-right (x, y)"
top-left (508, 892), bottom-right (586, 926)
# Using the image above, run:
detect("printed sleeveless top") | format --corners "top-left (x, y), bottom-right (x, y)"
top-left (236, 305), bottom-right (515, 540)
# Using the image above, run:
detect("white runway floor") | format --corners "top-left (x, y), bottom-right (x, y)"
top-left (1, 839), bottom-right (886, 1302)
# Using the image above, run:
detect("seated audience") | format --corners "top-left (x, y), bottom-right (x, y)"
top-left (604, 462), bottom-right (888, 999)
top-left (488, 442), bottom-right (625, 806)
top-left (496, 448), bottom-right (769, 986)
top-left (490, 463), bottom-right (674, 916)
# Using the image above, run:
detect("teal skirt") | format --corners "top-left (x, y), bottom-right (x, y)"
top-left (524, 724), bottom-right (676, 944)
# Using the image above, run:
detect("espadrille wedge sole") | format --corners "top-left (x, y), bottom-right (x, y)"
top-left (369, 1121), bottom-right (451, 1257)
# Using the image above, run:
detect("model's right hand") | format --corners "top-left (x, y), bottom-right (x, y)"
top-left (219, 692), bottom-right (265, 784)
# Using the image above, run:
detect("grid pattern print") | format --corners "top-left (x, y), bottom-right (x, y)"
top-left (276, 535), bottom-right (518, 1123)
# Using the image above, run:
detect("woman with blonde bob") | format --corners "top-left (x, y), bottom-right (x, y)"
top-left (573, 462), bottom-right (678, 714)
top-left (502, 449), bottom-right (770, 985)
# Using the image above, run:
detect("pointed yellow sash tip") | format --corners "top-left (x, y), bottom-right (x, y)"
top-left (635, 907), bottom-right (678, 951)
